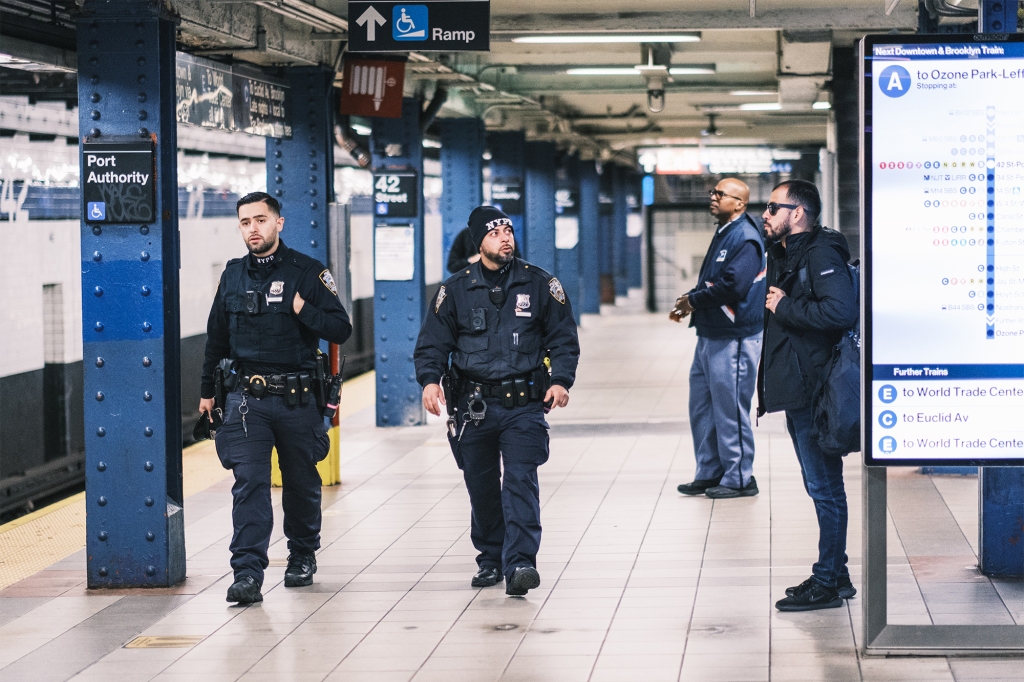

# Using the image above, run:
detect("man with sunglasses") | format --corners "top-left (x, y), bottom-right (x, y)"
top-left (672, 178), bottom-right (765, 499)
top-left (757, 180), bottom-right (858, 612)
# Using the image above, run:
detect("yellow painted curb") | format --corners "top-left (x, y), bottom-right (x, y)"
top-left (0, 491), bottom-right (85, 535)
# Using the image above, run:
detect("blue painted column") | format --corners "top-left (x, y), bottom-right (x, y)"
top-left (555, 152), bottom-right (581, 324)
top-left (269, 66), bottom-right (334, 304)
top-left (372, 98), bottom-right (426, 427)
top-left (525, 140), bottom-right (556, 272)
top-left (977, 0), bottom-right (1024, 578)
top-left (77, 0), bottom-right (184, 587)
top-left (612, 165), bottom-right (629, 297)
top-left (598, 166), bottom-right (615, 304)
top-left (625, 172), bottom-right (644, 290)
top-left (578, 159), bottom-right (601, 315)
top-left (439, 118), bottom-right (484, 273)
top-left (487, 131), bottom-right (526, 254)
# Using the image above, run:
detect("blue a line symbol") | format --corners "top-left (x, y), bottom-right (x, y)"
top-left (393, 5), bottom-right (427, 41)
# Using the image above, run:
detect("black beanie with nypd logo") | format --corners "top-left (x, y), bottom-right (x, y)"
top-left (468, 205), bottom-right (513, 252)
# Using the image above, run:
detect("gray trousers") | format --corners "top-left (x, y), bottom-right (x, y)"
top-left (688, 333), bottom-right (762, 489)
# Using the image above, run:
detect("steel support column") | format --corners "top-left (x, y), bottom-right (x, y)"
top-left (612, 166), bottom-right (629, 297)
top-left (598, 166), bottom-right (616, 304)
top-left (625, 172), bottom-right (644, 290)
top-left (77, 1), bottom-right (184, 587)
top-left (487, 131), bottom-right (526, 253)
top-left (372, 98), bottom-right (426, 427)
top-left (268, 65), bottom-right (339, 484)
top-left (525, 140), bottom-right (556, 272)
top-left (578, 159), bottom-right (601, 315)
top-left (439, 118), bottom-right (484, 272)
top-left (555, 152), bottom-right (581, 324)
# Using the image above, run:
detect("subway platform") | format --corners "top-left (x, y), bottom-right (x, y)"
top-left (0, 298), bottom-right (1021, 682)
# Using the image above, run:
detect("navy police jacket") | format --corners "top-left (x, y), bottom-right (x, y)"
top-left (414, 258), bottom-right (581, 390)
top-left (687, 214), bottom-right (766, 339)
top-left (201, 241), bottom-right (352, 399)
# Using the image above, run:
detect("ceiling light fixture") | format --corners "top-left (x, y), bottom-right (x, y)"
top-left (738, 102), bottom-right (782, 111)
top-left (730, 90), bottom-right (778, 96)
top-left (565, 65), bottom-right (715, 76)
top-left (812, 101), bottom-right (832, 110)
top-left (513, 33), bottom-right (700, 44)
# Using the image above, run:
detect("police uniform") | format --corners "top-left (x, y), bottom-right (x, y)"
top-left (201, 239), bottom-right (352, 597)
top-left (415, 223), bottom-right (580, 594)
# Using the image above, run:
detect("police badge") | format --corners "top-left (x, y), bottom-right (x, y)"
top-left (319, 269), bottom-right (338, 295)
top-left (548, 278), bottom-right (566, 304)
top-left (515, 293), bottom-right (532, 317)
top-left (435, 285), bottom-right (447, 313)
top-left (269, 281), bottom-right (285, 296)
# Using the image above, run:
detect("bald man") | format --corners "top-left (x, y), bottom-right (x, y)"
top-left (672, 179), bottom-right (766, 499)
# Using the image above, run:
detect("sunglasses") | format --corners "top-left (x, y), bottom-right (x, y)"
top-left (708, 190), bottom-right (744, 201)
top-left (765, 202), bottom-right (800, 216)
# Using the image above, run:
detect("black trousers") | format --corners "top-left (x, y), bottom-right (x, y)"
top-left (450, 398), bottom-right (550, 581)
top-left (215, 390), bottom-right (331, 584)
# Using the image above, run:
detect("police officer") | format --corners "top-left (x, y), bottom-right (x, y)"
top-left (415, 206), bottom-right (580, 597)
top-left (199, 191), bottom-right (352, 605)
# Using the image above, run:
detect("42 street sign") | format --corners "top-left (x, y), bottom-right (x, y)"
top-left (348, 1), bottom-right (489, 52)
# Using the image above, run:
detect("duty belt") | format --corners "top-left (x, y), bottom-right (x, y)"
top-left (461, 371), bottom-right (549, 409)
top-left (241, 372), bottom-right (313, 406)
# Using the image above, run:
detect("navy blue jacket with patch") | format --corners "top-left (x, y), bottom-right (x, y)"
top-left (415, 258), bottom-right (580, 390)
top-left (686, 214), bottom-right (766, 339)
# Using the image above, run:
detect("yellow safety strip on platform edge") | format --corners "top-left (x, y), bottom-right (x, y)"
top-left (0, 371), bottom-right (377, 591)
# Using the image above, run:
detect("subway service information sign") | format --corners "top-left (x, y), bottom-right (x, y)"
top-left (864, 34), bottom-right (1024, 466)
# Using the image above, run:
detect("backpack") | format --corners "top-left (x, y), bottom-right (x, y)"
top-left (798, 259), bottom-right (861, 457)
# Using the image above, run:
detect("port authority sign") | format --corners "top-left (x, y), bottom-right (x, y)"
top-left (348, 1), bottom-right (489, 52)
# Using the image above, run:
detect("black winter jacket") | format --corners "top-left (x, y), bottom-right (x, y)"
top-left (757, 227), bottom-right (857, 415)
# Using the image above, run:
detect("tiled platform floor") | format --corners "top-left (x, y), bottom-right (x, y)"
top-left (2, 295), bottom-right (1023, 681)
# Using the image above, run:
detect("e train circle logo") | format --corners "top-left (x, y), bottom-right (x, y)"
top-left (879, 65), bottom-right (912, 98)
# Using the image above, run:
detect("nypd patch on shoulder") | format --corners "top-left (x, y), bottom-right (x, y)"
top-left (548, 277), bottom-right (566, 304)
top-left (319, 269), bottom-right (338, 295)
top-left (435, 285), bottom-right (447, 313)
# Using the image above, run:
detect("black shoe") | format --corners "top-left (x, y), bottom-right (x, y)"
top-left (471, 566), bottom-right (502, 587)
top-left (776, 578), bottom-right (843, 612)
top-left (785, 575), bottom-right (857, 600)
top-left (705, 476), bottom-right (759, 499)
top-left (226, 576), bottom-right (263, 604)
top-left (283, 552), bottom-right (316, 587)
top-left (505, 567), bottom-right (541, 596)
top-left (677, 477), bottom-right (722, 496)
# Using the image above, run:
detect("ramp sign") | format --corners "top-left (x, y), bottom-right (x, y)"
top-left (348, 0), bottom-right (489, 52)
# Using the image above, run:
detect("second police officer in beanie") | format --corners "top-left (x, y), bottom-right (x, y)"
top-left (415, 206), bottom-right (580, 597)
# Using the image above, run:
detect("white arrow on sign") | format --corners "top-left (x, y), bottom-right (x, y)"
top-left (356, 6), bottom-right (387, 42)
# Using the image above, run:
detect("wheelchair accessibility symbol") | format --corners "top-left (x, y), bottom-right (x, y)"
top-left (393, 5), bottom-right (427, 41)
top-left (87, 202), bottom-right (106, 221)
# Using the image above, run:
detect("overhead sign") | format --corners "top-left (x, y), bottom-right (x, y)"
top-left (82, 141), bottom-right (155, 224)
top-left (339, 57), bottom-right (406, 118)
top-left (863, 33), bottom-right (1024, 466)
top-left (347, 0), bottom-right (490, 52)
top-left (175, 53), bottom-right (290, 138)
top-left (373, 172), bottom-right (419, 217)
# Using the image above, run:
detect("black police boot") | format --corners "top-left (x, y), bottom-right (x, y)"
top-left (506, 566), bottom-right (541, 596)
top-left (471, 566), bottom-right (502, 587)
top-left (705, 476), bottom-right (759, 499)
top-left (677, 477), bottom-right (722, 496)
top-left (284, 552), bottom-right (317, 588)
top-left (775, 578), bottom-right (843, 612)
top-left (226, 576), bottom-right (263, 605)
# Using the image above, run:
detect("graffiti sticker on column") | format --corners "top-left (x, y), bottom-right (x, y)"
top-left (81, 142), bottom-right (155, 224)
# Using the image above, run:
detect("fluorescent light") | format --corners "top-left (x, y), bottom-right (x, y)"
top-left (739, 103), bottom-right (782, 111)
top-left (669, 66), bottom-right (715, 75)
top-left (812, 101), bottom-right (832, 110)
top-left (566, 65), bottom-right (715, 76)
top-left (513, 34), bottom-right (700, 44)
top-left (566, 68), bottom-right (641, 76)
top-left (422, 139), bottom-right (442, 148)
top-left (731, 90), bottom-right (777, 96)
top-left (351, 123), bottom-right (372, 136)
